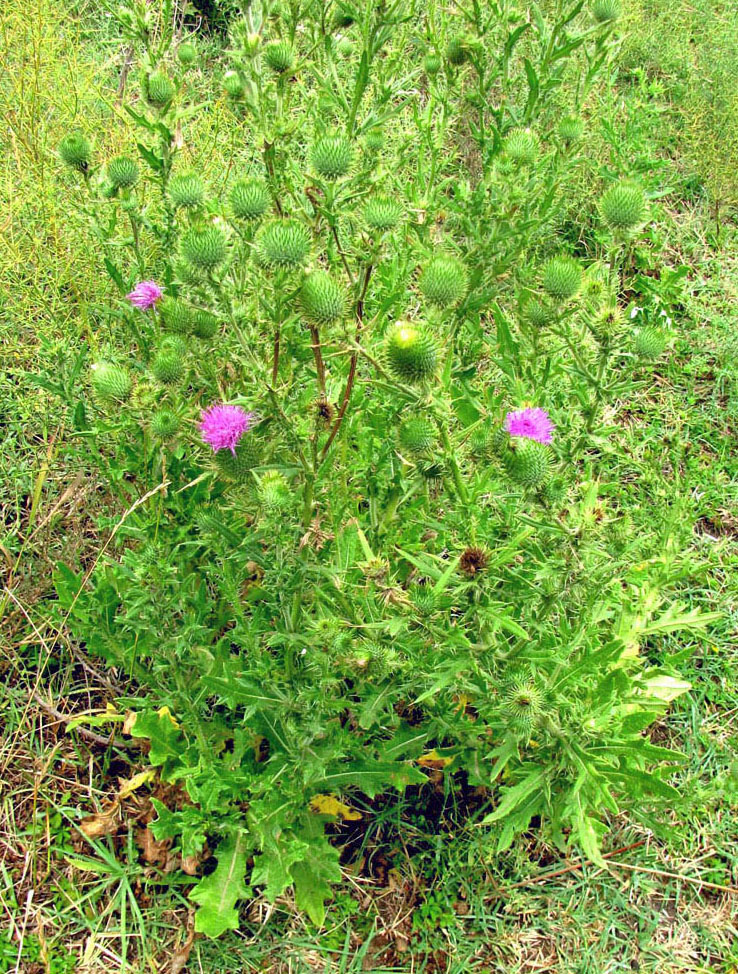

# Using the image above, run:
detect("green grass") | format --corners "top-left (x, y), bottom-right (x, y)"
top-left (1, 0), bottom-right (738, 971)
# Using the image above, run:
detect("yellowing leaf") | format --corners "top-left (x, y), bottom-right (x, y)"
top-left (309, 794), bottom-right (362, 820)
top-left (157, 705), bottom-right (179, 727)
top-left (79, 806), bottom-right (119, 838)
top-left (118, 769), bottom-right (156, 800)
top-left (417, 749), bottom-right (455, 770)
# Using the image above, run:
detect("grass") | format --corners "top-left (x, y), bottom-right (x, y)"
top-left (2, 0), bottom-right (738, 971)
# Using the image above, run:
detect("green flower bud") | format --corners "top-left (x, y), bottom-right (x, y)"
top-left (91, 362), bottom-right (132, 402)
top-left (503, 127), bottom-right (540, 165)
top-left (173, 258), bottom-right (203, 286)
top-left (635, 326), bottom-right (668, 359)
top-left (593, 0), bottom-right (619, 22)
top-left (446, 35), bottom-right (471, 66)
top-left (398, 415), bottom-right (436, 455)
top-left (223, 70), bottom-right (245, 99)
top-left (503, 679), bottom-right (544, 729)
top-left (541, 476), bottom-right (567, 507)
top-left (469, 423), bottom-right (492, 457)
top-left (411, 584), bottom-right (437, 616)
top-left (419, 458), bottom-right (445, 481)
top-left (169, 172), bottom-right (205, 209)
top-left (333, 8), bottom-right (354, 27)
top-left (177, 42), bottom-right (197, 66)
top-left (384, 322), bottom-right (438, 383)
top-left (558, 115), bottom-right (585, 142)
top-left (180, 225), bottom-right (228, 270)
top-left (541, 256), bottom-right (582, 301)
top-left (145, 70), bottom-right (175, 108)
top-left (107, 155), bottom-right (139, 188)
top-left (364, 195), bottom-right (403, 230)
top-left (160, 297), bottom-right (193, 334)
top-left (599, 181), bottom-right (647, 233)
top-left (300, 270), bottom-right (345, 324)
top-left (257, 470), bottom-right (290, 510)
top-left (264, 40), bottom-right (294, 74)
top-left (522, 298), bottom-right (553, 329)
top-left (490, 426), bottom-right (509, 456)
top-left (364, 128), bottom-right (385, 153)
top-left (229, 178), bottom-right (271, 221)
top-left (152, 350), bottom-right (184, 384)
top-left (336, 37), bottom-right (354, 58)
top-left (424, 53), bottom-right (441, 76)
top-left (310, 134), bottom-right (353, 180)
top-left (214, 436), bottom-right (261, 481)
top-left (59, 133), bottom-right (91, 172)
top-left (255, 219), bottom-right (311, 269)
top-left (151, 409), bottom-right (180, 438)
top-left (504, 439), bottom-right (552, 488)
top-left (192, 308), bottom-right (219, 339)
top-left (419, 255), bottom-right (468, 308)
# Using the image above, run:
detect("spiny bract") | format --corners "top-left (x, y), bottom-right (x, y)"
top-left (384, 322), bottom-right (438, 383)
top-left (310, 135), bottom-right (353, 180)
top-left (364, 196), bottom-right (403, 230)
top-left (423, 53), bottom-right (441, 76)
top-left (541, 256), bottom-right (583, 301)
top-left (229, 179), bottom-right (270, 221)
top-left (177, 42), bottom-right (197, 66)
top-left (255, 219), bottom-right (311, 269)
top-left (214, 437), bottom-right (262, 481)
top-left (503, 127), bottom-right (540, 165)
top-left (419, 255), bottom-right (468, 308)
top-left (59, 133), bottom-right (91, 171)
top-left (600, 181), bottom-right (647, 232)
top-left (160, 298), bottom-right (193, 335)
top-left (635, 326), bottom-right (668, 359)
top-left (152, 350), bottom-right (184, 385)
top-left (593, 0), bottom-right (620, 22)
top-left (223, 71), bottom-right (245, 98)
top-left (504, 439), bottom-right (552, 488)
top-left (522, 298), bottom-right (553, 329)
top-left (192, 309), bottom-right (219, 340)
top-left (398, 416), bottom-right (436, 455)
top-left (446, 36), bottom-right (471, 66)
top-left (151, 409), bottom-right (180, 438)
top-left (91, 363), bottom-right (132, 402)
top-left (180, 226), bottom-right (228, 270)
top-left (300, 270), bottom-right (345, 324)
top-left (169, 172), bottom-right (205, 209)
top-left (108, 156), bottom-right (139, 189)
top-left (264, 40), bottom-right (294, 74)
top-left (145, 70), bottom-right (175, 108)
top-left (558, 116), bottom-right (585, 142)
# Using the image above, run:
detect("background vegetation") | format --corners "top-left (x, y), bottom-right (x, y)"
top-left (1, 0), bottom-right (737, 971)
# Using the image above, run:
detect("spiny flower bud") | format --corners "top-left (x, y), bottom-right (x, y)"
top-left (446, 35), bottom-right (471, 66)
top-left (411, 584), bottom-right (437, 616)
top-left (300, 270), bottom-right (345, 324)
top-left (599, 181), bottom-right (647, 233)
top-left (177, 42), bottom-right (197, 66)
top-left (257, 470), bottom-right (290, 510)
top-left (215, 436), bottom-right (261, 481)
top-left (192, 308), bottom-right (219, 339)
top-left (419, 458), bottom-right (445, 482)
top-left (336, 37), bottom-right (354, 58)
top-left (541, 256), bottom-right (582, 301)
top-left (59, 133), bottom-right (91, 172)
top-left (364, 196), bottom-right (403, 231)
top-left (255, 219), bottom-right (311, 269)
top-left (364, 128), bottom-right (385, 153)
top-left (159, 335), bottom-right (187, 358)
top-left (503, 679), bottom-right (544, 728)
top-left (223, 71), bottom-right (245, 99)
top-left (229, 178), bottom-right (270, 221)
top-left (593, 0), bottom-right (619, 22)
top-left (91, 362), bottom-right (132, 402)
top-left (491, 426), bottom-right (510, 456)
top-left (419, 255), bottom-right (468, 308)
top-left (469, 424), bottom-right (491, 456)
top-left (180, 225), bottom-right (228, 270)
top-left (152, 349), bottom-right (184, 384)
top-left (588, 301), bottom-right (624, 338)
top-left (503, 127), bottom-right (540, 165)
top-left (522, 298), bottom-right (553, 329)
top-left (169, 172), bottom-right (205, 209)
top-left (541, 476), bottom-right (567, 507)
top-left (333, 8), bottom-right (354, 27)
top-left (173, 258), bottom-right (203, 286)
top-left (558, 115), bottom-right (585, 142)
top-left (264, 40), bottom-right (294, 74)
top-left (151, 409), bottom-right (180, 438)
top-left (310, 134), bottom-right (353, 180)
top-left (504, 439), bottom-right (552, 488)
top-left (423, 53), bottom-right (441, 76)
top-left (635, 326), bottom-right (668, 359)
top-left (160, 297), bottom-right (193, 334)
top-left (384, 322), bottom-right (439, 383)
top-left (108, 155), bottom-right (139, 188)
top-left (145, 70), bottom-right (175, 108)
top-left (398, 415), bottom-right (436, 455)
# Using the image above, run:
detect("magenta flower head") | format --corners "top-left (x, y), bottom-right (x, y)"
top-left (126, 280), bottom-right (164, 310)
top-left (200, 403), bottom-right (255, 454)
top-left (504, 407), bottom-right (554, 445)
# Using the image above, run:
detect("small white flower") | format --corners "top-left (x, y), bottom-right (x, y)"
top-left (630, 306), bottom-right (643, 319)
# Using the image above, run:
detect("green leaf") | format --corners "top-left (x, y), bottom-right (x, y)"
top-left (104, 258), bottom-right (127, 295)
top-left (129, 710), bottom-right (183, 769)
top-left (251, 835), bottom-right (308, 901)
top-left (191, 829), bottom-right (252, 938)
top-left (483, 769), bottom-right (546, 823)
top-left (321, 760), bottom-right (426, 798)
top-left (291, 839), bottom-right (342, 927)
top-left (136, 142), bottom-right (164, 172)
top-left (574, 809), bottom-right (607, 868)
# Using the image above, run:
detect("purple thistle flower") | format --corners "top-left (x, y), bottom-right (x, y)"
top-left (504, 407), bottom-right (554, 445)
top-left (200, 403), bottom-right (254, 454)
top-left (126, 280), bottom-right (164, 310)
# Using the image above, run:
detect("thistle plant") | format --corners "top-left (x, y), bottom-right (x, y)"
top-left (54, 0), bottom-right (710, 938)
